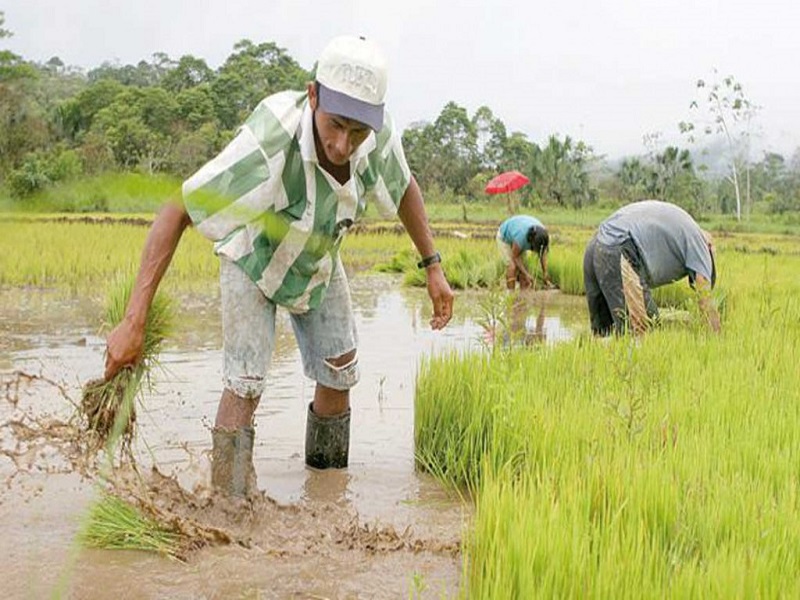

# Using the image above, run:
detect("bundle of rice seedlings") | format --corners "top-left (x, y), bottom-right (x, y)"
top-left (79, 493), bottom-right (182, 558)
top-left (81, 277), bottom-right (173, 448)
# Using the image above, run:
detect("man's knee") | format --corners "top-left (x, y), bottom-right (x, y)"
top-left (225, 374), bottom-right (265, 400)
top-left (319, 348), bottom-right (360, 390)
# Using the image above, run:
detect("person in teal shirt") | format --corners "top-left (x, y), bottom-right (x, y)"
top-left (497, 215), bottom-right (551, 290)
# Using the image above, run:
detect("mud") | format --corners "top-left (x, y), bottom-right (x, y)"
top-left (0, 275), bottom-right (586, 598)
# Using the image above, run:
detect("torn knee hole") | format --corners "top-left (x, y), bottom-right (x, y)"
top-left (226, 375), bottom-right (265, 399)
top-left (323, 350), bottom-right (358, 371)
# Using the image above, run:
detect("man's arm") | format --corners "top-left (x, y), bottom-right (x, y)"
top-left (104, 199), bottom-right (192, 379)
top-left (539, 250), bottom-right (551, 286)
top-left (511, 244), bottom-right (534, 288)
top-left (396, 176), bottom-right (454, 330)
top-left (695, 274), bottom-right (721, 333)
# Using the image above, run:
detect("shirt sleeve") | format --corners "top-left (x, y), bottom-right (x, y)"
top-left (363, 113), bottom-right (412, 219)
top-left (684, 231), bottom-right (714, 284)
top-left (182, 125), bottom-right (278, 242)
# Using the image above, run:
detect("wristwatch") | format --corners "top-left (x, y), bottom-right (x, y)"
top-left (417, 251), bottom-right (442, 269)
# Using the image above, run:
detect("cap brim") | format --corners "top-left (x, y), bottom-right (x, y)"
top-left (317, 83), bottom-right (384, 132)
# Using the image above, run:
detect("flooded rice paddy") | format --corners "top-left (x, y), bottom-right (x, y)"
top-left (0, 274), bottom-right (586, 599)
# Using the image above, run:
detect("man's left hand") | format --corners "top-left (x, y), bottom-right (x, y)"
top-left (425, 264), bottom-right (454, 330)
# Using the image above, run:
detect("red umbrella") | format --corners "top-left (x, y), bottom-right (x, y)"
top-left (485, 170), bottom-right (530, 194)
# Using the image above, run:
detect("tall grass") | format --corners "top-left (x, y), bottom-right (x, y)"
top-left (0, 219), bottom-right (218, 292)
top-left (416, 249), bottom-right (800, 596)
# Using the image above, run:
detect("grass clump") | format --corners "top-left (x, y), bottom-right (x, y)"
top-left (81, 277), bottom-right (173, 449)
top-left (79, 493), bottom-right (182, 558)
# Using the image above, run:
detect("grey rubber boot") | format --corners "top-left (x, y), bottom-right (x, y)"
top-left (211, 426), bottom-right (257, 498)
top-left (305, 403), bottom-right (351, 469)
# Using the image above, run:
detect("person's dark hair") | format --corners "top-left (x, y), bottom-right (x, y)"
top-left (527, 226), bottom-right (549, 257)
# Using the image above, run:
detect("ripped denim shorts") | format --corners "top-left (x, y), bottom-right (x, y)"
top-left (220, 257), bottom-right (359, 399)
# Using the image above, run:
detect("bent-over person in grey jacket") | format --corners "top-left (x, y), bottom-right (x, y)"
top-left (583, 200), bottom-right (719, 336)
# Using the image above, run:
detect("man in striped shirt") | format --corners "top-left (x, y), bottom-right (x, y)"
top-left (104, 36), bottom-right (454, 497)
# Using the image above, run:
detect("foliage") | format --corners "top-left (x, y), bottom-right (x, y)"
top-left (0, 12), bottom-right (9, 39)
top-left (0, 36), bottom-right (310, 197)
top-left (532, 135), bottom-right (599, 208)
top-left (1, 32), bottom-right (799, 217)
top-left (615, 142), bottom-right (706, 216)
top-left (211, 40), bottom-right (309, 130)
top-left (7, 147), bottom-right (83, 197)
top-left (403, 105), bottom-right (598, 209)
top-left (680, 70), bottom-right (760, 220)
top-left (403, 101), bottom-right (480, 196)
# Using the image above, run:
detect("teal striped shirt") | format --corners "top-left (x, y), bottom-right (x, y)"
top-left (182, 91), bottom-right (411, 312)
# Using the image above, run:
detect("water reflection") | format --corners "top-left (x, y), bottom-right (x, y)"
top-left (302, 467), bottom-right (352, 505)
top-left (475, 289), bottom-right (583, 350)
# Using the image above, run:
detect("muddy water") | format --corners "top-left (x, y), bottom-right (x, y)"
top-left (0, 275), bottom-right (587, 599)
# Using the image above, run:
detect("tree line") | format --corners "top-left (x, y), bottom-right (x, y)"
top-left (2, 11), bottom-right (799, 216)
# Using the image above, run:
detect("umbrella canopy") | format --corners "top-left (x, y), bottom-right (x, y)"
top-left (485, 170), bottom-right (530, 195)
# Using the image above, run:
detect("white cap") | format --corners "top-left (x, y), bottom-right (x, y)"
top-left (315, 35), bottom-right (387, 131)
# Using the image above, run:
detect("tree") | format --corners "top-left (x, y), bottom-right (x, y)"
top-left (57, 79), bottom-right (126, 141)
top-left (472, 105), bottom-right (507, 171)
top-left (402, 120), bottom-right (439, 193)
top-left (617, 157), bottom-right (651, 202)
top-left (432, 102), bottom-right (479, 193)
top-left (1, 11), bottom-right (10, 39)
top-left (0, 11), bottom-right (36, 84)
top-left (175, 84), bottom-right (216, 129)
top-left (651, 147), bottom-right (693, 197)
top-left (0, 13), bottom-right (47, 173)
top-left (532, 135), bottom-right (597, 208)
top-left (160, 55), bottom-right (214, 94)
top-left (748, 151), bottom-right (800, 214)
top-left (499, 132), bottom-right (538, 174)
top-left (401, 102), bottom-right (481, 196)
top-left (212, 40), bottom-right (309, 130)
top-left (88, 54), bottom-right (171, 87)
top-left (680, 70), bottom-right (760, 220)
top-left (90, 87), bottom-right (178, 170)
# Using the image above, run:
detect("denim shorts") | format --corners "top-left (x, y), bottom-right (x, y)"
top-left (220, 257), bottom-right (359, 398)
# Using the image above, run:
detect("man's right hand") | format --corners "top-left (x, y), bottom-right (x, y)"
top-left (104, 317), bottom-right (145, 380)
top-left (102, 200), bottom-right (191, 380)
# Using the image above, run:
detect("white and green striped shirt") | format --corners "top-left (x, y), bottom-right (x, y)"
top-left (182, 91), bottom-right (411, 312)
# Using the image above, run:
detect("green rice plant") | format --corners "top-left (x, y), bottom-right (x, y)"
top-left (374, 246), bottom-right (417, 274)
top-left (416, 248), bottom-right (800, 597)
top-left (79, 493), bottom-right (182, 558)
top-left (81, 277), bottom-right (173, 449)
top-left (545, 245), bottom-right (586, 294)
top-left (0, 219), bottom-right (219, 292)
top-left (651, 280), bottom-right (694, 308)
top-left (377, 245), bottom-right (504, 290)
top-left (415, 349), bottom-right (549, 493)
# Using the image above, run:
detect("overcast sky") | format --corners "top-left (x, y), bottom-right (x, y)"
top-left (4, 0), bottom-right (800, 159)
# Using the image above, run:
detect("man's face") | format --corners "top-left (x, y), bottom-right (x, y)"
top-left (308, 83), bottom-right (371, 167)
